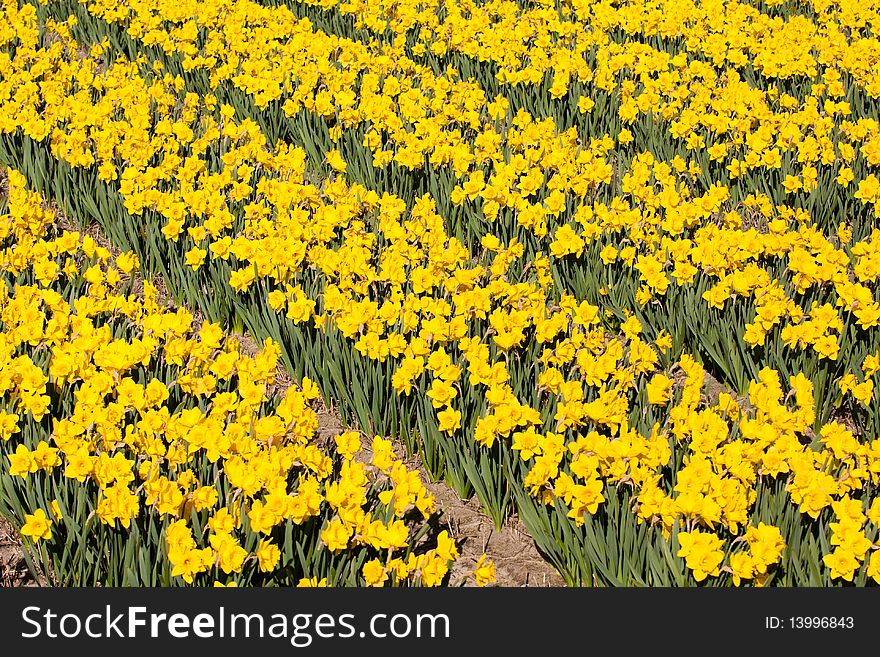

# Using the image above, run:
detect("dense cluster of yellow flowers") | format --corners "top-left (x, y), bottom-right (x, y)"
top-left (286, 0), bottom-right (880, 89)
top-left (1, 167), bottom-right (461, 586)
top-left (1, 0), bottom-right (878, 586)
top-left (67, 0), bottom-right (880, 367)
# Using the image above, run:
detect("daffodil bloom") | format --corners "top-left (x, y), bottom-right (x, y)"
top-left (677, 530), bottom-right (725, 582)
top-left (822, 549), bottom-right (860, 581)
top-left (362, 559), bottom-right (388, 586)
top-left (20, 508), bottom-right (52, 542)
top-left (473, 554), bottom-right (496, 587)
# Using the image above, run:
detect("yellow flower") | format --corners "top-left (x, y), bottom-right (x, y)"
top-left (729, 552), bottom-right (754, 587)
top-left (334, 431), bottom-right (361, 460)
top-left (210, 533), bottom-right (248, 574)
top-left (370, 436), bottom-right (395, 472)
top-left (435, 530), bottom-right (459, 562)
top-left (321, 519), bottom-right (352, 552)
top-left (822, 549), bottom-right (860, 581)
top-left (436, 406), bottom-right (462, 433)
top-left (426, 378), bottom-right (457, 408)
top-left (248, 499), bottom-right (280, 535)
top-left (599, 244), bottom-right (618, 264)
top-left (297, 577), bottom-right (328, 587)
top-left (191, 486), bottom-right (219, 512)
top-left (362, 559), bottom-right (388, 587)
top-left (208, 507), bottom-right (238, 535)
top-left (744, 523), bottom-right (786, 573)
top-left (256, 539), bottom-right (281, 573)
top-left (170, 547), bottom-right (213, 584)
top-left (20, 508), bottom-right (52, 542)
top-left (229, 266), bottom-right (256, 292)
top-left (8, 444), bottom-right (38, 478)
top-left (867, 551), bottom-right (880, 585)
top-left (0, 411), bottom-right (20, 440)
top-left (267, 289), bottom-right (287, 311)
top-left (577, 96), bottom-right (595, 113)
top-left (646, 373), bottom-right (673, 405)
top-left (620, 314), bottom-right (642, 340)
top-left (326, 149), bottom-right (347, 172)
top-left (677, 530), bottom-right (724, 582)
top-left (474, 554), bottom-right (496, 587)
top-left (184, 246), bottom-right (207, 270)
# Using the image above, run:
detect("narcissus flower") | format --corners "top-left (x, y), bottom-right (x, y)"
top-left (362, 559), bottom-right (388, 586)
top-left (20, 508), bottom-right (52, 542)
top-left (474, 554), bottom-right (496, 587)
top-left (437, 406), bottom-right (462, 433)
top-left (326, 150), bottom-right (347, 172)
top-left (677, 530), bottom-right (725, 582)
top-left (256, 540), bottom-right (281, 572)
top-left (822, 549), bottom-right (860, 581)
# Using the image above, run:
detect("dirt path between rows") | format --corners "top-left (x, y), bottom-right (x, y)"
top-left (0, 518), bottom-right (29, 586)
top-left (0, 404), bottom-right (564, 588)
top-left (315, 406), bottom-right (563, 587)
top-left (0, 164), bottom-right (563, 587)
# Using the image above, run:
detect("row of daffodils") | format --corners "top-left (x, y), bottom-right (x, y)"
top-left (0, 0), bottom-right (878, 585)
top-left (0, 167), bottom-right (479, 586)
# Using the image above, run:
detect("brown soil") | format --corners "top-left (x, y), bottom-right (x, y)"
top-left (0, 517), bottom-right (35, 587)
top-left (427, 481), bottom-right (565, 587)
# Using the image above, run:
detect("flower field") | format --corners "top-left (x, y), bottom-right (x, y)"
top-left (0, 0), bottom-right (879, 587)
